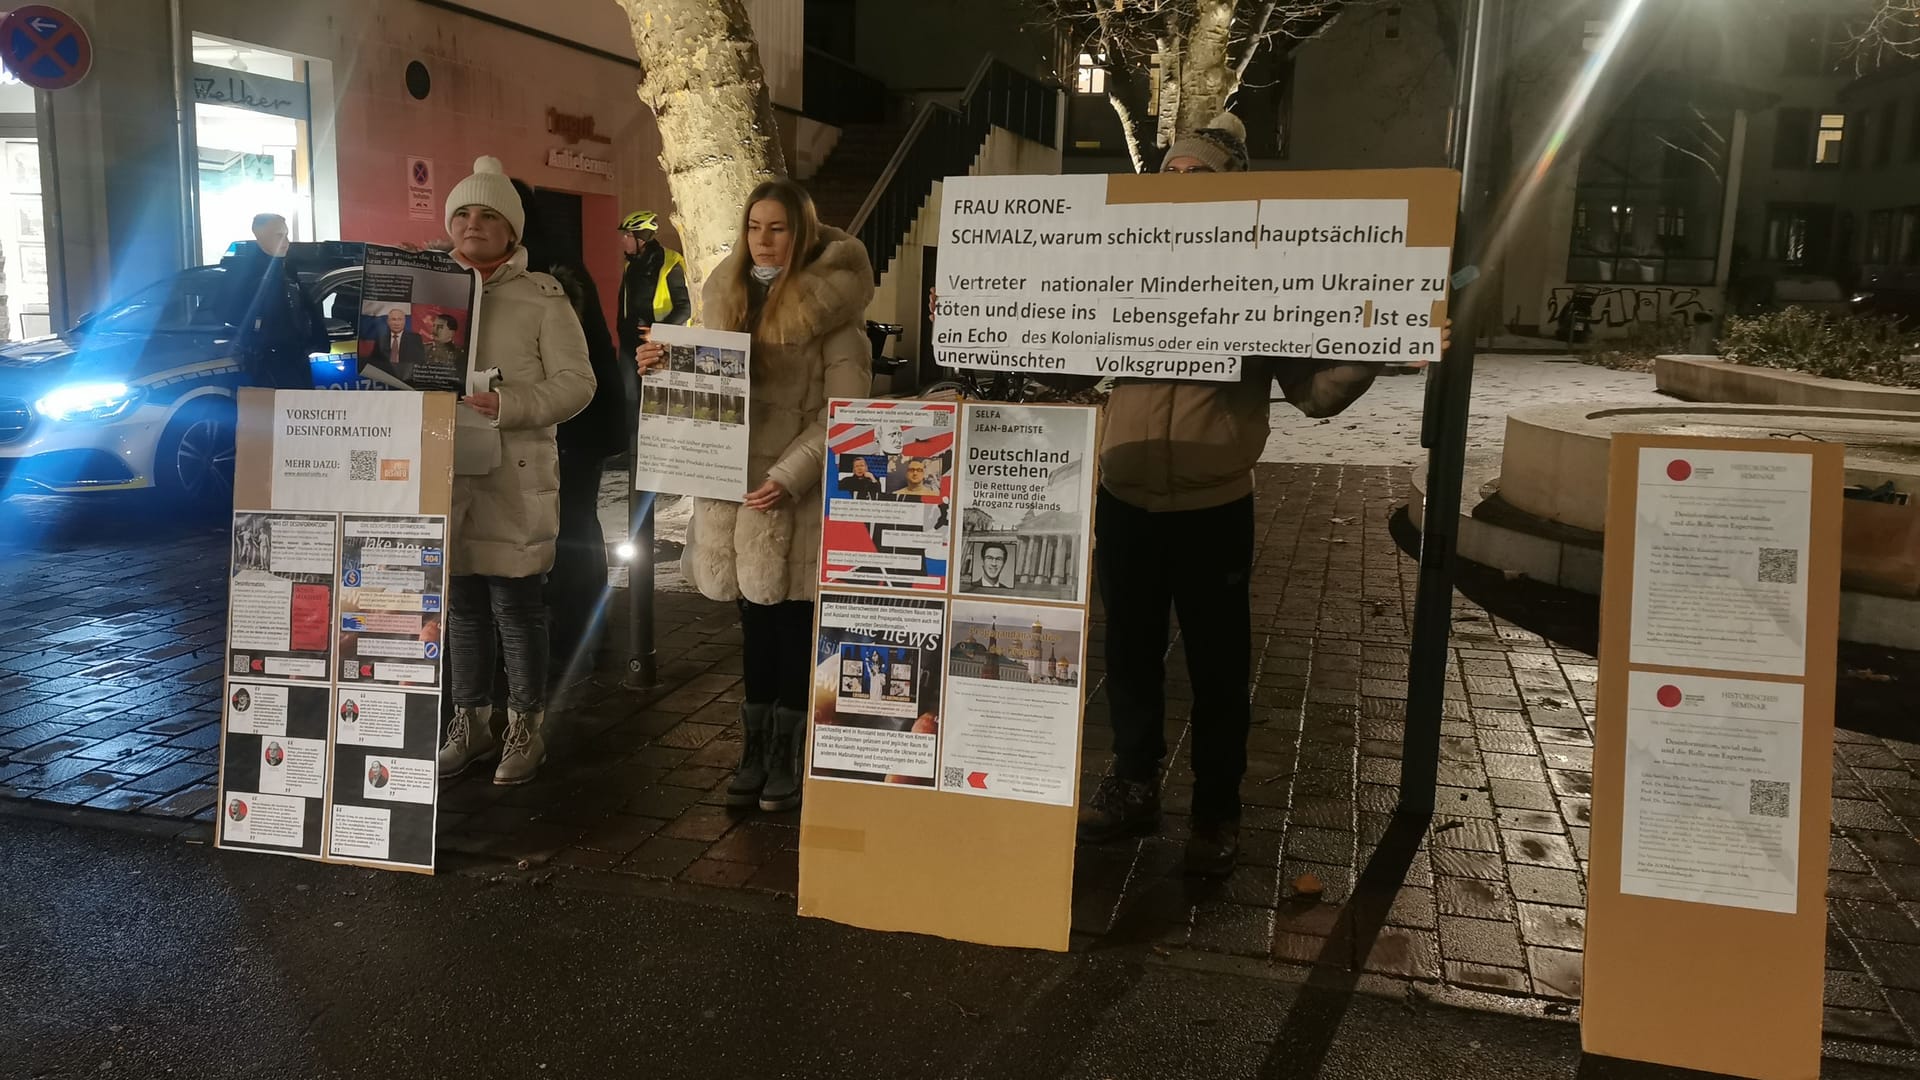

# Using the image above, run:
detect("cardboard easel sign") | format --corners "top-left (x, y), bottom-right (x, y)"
top-left (215, 388), bottom-right (456, 874)
top-left (798, 400), bottom-right (1100, 951)
top-left (1583, 434), bottom-right (1844, 1079)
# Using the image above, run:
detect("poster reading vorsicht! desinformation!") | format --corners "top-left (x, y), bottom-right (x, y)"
top-left (633, 324), bottom-right (752, 501)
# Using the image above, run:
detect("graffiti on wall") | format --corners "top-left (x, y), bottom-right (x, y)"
top-left (1544, 286), bottom-right (1718, 331)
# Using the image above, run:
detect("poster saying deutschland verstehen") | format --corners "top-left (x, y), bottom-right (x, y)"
top-left (953, 403), bottom-right (1097, 605)
top-left (933, 171), bottom-right (1456, 380)
top-left (820, 399), bottom-right (956, 592)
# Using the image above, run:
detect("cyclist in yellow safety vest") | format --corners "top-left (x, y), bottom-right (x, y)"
top-left (617, 210), bottom-right (692, 363)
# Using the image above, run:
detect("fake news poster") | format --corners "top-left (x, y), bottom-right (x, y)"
top-left (330, 687), bottom-right (442, 869)
top-left (953, 403), bottom-right (1096, 605)
top-left (356, 244), bottom-right (480, 395)
top-left (1621, 671), bottom-right (1804, 914)
top-left (810, 592), bottom-right (946, 788)
top-left (938, 598), bottom-right (1085, 807)
top-left (1629, 448), bottom-right (1812, 677)
top-left (634, 324), bottom-right (752, 501)
top-left (337, 515), bottom-right (446, 691)
top-left (270, 390), bottom-right (424, 515)
top-left (217, 681), bottom-right (331, 858)
top-left (934, 172), bottom-right (1453, 381)
top-left (819, 399), bottom-right (957, 592)
top-left (228, 511), bottom-right (336, 683)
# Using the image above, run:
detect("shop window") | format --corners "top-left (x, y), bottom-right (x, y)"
top-left (1566, 94), bottom-right (1730, 286)
top-left (1073, 53), bottom-right (1106, 96)
top-left (1815, 112), bottom-right (1846, 167)
top-left (190, 34), bottom-right (317, 265)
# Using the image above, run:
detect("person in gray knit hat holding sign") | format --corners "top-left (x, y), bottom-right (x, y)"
top-left (1079, 112), bottom-right (1446, 875)
top-left (431, 155), bottom-right (595, 787)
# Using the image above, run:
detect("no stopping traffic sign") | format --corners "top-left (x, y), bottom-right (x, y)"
top-left (1, 5), bottom-right (92, 91)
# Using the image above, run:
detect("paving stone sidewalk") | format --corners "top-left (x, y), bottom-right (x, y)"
top-left (4, 468), bottom-right (1920, 1050)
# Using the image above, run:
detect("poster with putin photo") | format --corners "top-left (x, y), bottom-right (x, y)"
top-left (809, 592), bottom-right (946, 788)
top-left (819, 399), bottom-right (957, 593)
top-left (356, 245), bottom-right (479, 394)
top-left (336, 515), bottom-right (446, 691)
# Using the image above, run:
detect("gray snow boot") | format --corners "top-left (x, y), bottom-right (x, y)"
top-left (726, 703), bottom-right (773, 807)
top-left (759, 706), bottom-right (806, 812)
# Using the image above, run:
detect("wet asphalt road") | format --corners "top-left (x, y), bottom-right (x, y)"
top-left (2, 814), bottom-right (1912, 1080)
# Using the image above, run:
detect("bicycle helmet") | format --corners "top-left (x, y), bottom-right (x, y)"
top-left (620, 210), bottom-right (659, 233)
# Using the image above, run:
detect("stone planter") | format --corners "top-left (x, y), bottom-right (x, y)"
top-left (1655, 355), bottom-right (1920, 412)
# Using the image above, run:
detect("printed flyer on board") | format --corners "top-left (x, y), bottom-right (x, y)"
top-left (810, 592), bottom-right (946, 787)
top-left (1629, 448), bottom-right (1813, 676)
top-left (228, 511), bottom-right (337, 683)
top-left (337, 515), bottom-right (446, 690)
top-left (634, 324), bottom-right (751, 500)
top-left (819, 399), bottom-right (957, 592)
top-left (216, 680), bottom-right (331, 858)
top-left (938, 598), bottom-right (1085, 806)
top-left (356, 244), bottom-right (479, 394)
top-left (329, 687), bottom-right (442, 869)
top-left (953, 403), bottom-right (1096, 605)
top-left (933, 173), bottom-right (1454, 380)
top-left (1620, 671), bottom-right (1804, 914)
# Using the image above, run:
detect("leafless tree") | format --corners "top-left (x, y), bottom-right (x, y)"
top-left (616, 0), bottom-right (787, 305)
top-left (1850, 1), bottom-right (1920, 68)
top-left (1035, 0), bottom-right (1357, 171)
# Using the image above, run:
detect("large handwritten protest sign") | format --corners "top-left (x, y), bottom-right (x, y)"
top-left (933, 169), bottom-right (1460, 381)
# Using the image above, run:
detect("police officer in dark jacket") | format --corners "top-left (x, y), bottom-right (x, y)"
top-left (225, 214), bottom-right (324, 389)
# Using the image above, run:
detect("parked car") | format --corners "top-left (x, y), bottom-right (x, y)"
top-left (0, 242), bottom-right (365, 505)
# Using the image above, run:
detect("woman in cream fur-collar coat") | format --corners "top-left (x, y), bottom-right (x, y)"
top-left (637, 179), bottom-right (872, 814)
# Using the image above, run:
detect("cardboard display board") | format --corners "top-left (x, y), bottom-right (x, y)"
top-left (216, 388), bottom-right (455, 874)
top-left (933, 169), bottom-right (1460, 381)
top-left (799, 401), bottom-right (1099, 951)
top-left (1583, 434), bottom-right (1843, 1079)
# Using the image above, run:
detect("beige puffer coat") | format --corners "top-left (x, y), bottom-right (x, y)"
top-left (1099, 358), bottom-right (1377, 512)
top-left (682, 229), bottom-right (875, 605)
top-left (451, 247), bottom-right (595, 578)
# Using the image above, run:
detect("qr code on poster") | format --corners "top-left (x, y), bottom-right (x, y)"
top-left (942, 767), bottom-right (965, 789)
top-left (1749, 779), bottom-right (1792, 818)
top-left (1757, 546), bottom-right (1799, 585)
top-left (350, 449), bottom-right (379, 482)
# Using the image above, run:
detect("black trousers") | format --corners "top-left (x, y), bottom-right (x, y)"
top-left (1095, 486), bottom-right (1255, 822)
top-left (549, 448), bottom-right (608, 655)
top-left (740, 599), bottom-right (815, 711)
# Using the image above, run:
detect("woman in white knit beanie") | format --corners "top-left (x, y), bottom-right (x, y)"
top-left (433, 156), bottom-right (595, 787)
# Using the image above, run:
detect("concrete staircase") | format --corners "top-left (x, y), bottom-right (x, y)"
top-left (808, 122), bottom-right (912, 231)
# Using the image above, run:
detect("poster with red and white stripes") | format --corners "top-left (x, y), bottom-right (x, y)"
top-left (819, 399), bottom-right (957, 592)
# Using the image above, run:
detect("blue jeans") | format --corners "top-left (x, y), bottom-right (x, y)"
top-left (450, 574), bottom-right (549, 713)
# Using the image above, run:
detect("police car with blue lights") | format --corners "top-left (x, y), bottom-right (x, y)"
top-left (0, 242), bottom-right (375, 504)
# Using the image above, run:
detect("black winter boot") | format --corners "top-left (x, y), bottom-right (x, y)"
top-left (726, 703), bottom-right (773, 807)
top-left (759, 706), bottom-right (805, 812)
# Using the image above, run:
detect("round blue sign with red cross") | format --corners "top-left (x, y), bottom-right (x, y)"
top-left (1, 6), bottom-right (92, 91)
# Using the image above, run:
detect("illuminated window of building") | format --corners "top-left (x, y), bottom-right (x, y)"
top-left (1815, 112), bottom-right (1846, 166)
top-left (1073, 52), bottom-right (1106, 96)
top-left (190, 34), bottom-right (316, 265)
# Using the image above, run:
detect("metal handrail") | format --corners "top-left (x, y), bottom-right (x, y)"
top-left (849, 55), bottom-right (1060, 282)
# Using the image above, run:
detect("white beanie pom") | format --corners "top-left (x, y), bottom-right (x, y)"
top-left (473, 155), bottom-right (505, 175)
top-left (1206, 111), bottom-right (1248, 143)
